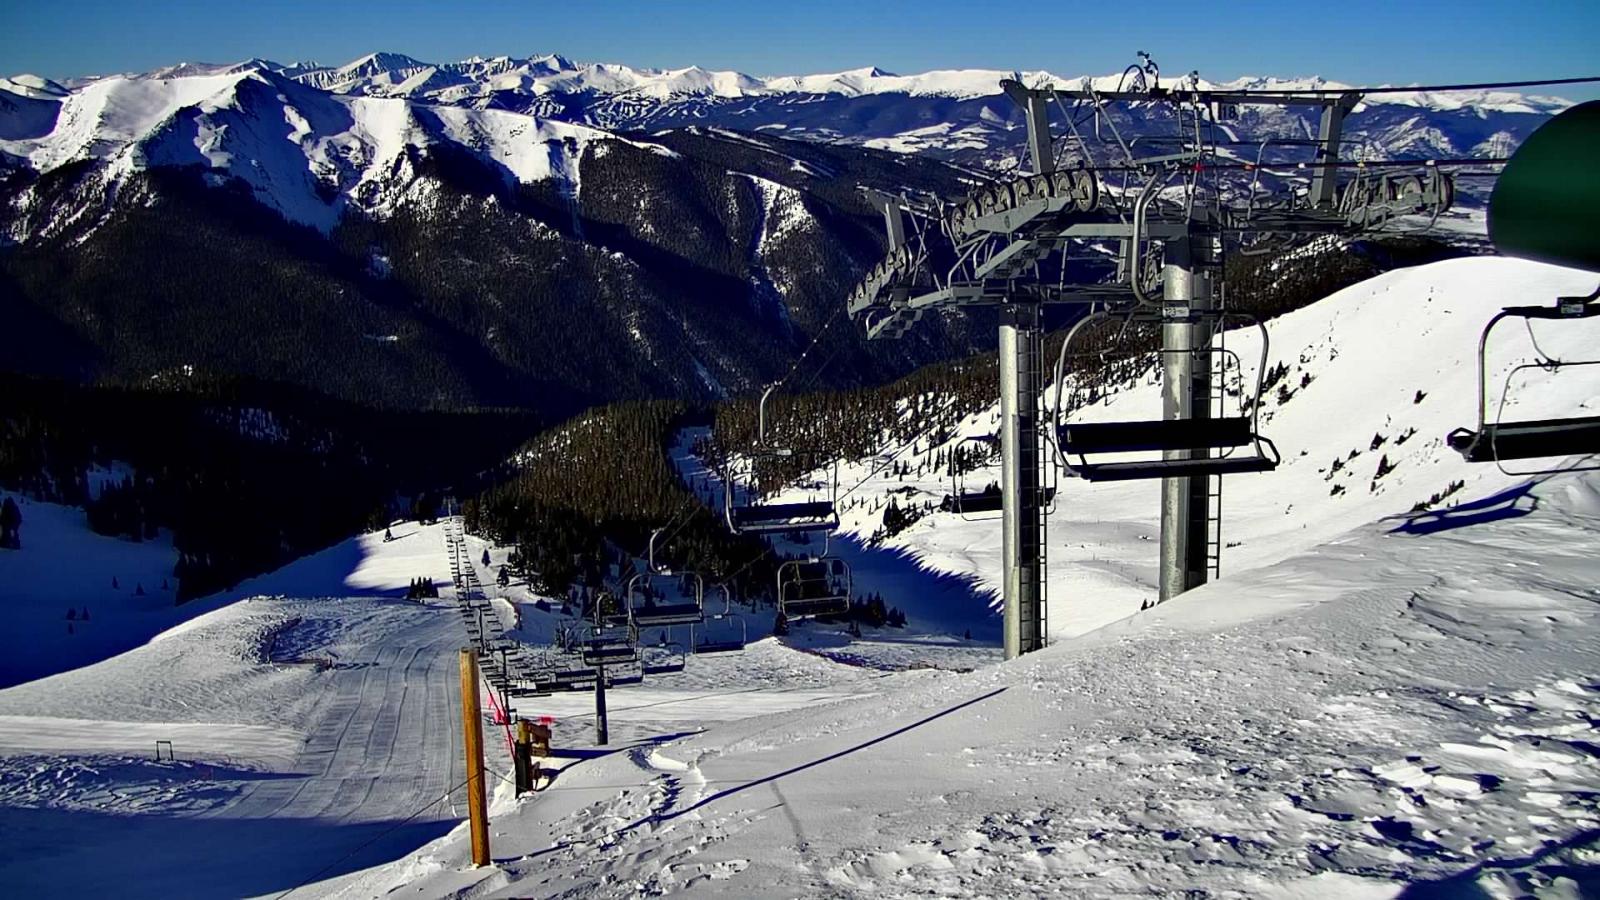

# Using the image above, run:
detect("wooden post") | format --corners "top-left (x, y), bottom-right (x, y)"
top-left (458, 648), bottom-right (490, 867)
top-left (513, 720), bottom-right (532, 795)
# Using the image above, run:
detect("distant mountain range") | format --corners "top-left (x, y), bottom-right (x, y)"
top-left (0, 51), bottom-right (1566, 416)
top-left (5, 51), bottom-right (1568, 176)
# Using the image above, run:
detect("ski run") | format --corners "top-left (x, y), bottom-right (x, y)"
top-left (1, 255), bottom-right (1598, 897)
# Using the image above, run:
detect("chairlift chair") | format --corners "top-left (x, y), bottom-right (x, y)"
top-left (691, 586), bottom-right (748, 654)
top-left (577, 618), bottom-right (638, 667)
top-left (724, 385), bottom-right (841, 535)
top-left (777, 554), bottom-right (853, 620)
top-left (942, 434), bottom-right (1058, 518)
top-left (624, 571), bottom-right (706, 627)
top-left (640, 628), bottom-right (689, 674)
top-left (607, 664), bottom-right (645, 687)
top-left (1446, 287), bottom-right (1600, 474)
top-left (1052, 308), bottom-right (1281, 482)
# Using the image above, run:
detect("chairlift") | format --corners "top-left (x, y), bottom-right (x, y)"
top-left (606, 663), bottom-right (645, 687)
top-left (1051, 307), bottom-right (1281, 482)
top-left (640, 627), bottom-right (689, 674)
top-left (691, 586), bottom-right (748, 654)
top-left (777, 553), bottom-right (853, 620)
top-left (942, 434), bottom-right (1058, 518)
top-left (724, 385), bottom-right (841, 535)
top-left (1446, 287), bottom-right (1600, 474)
top-left (577, 620), bottom-right (638, 667)
top-left (624, 571), bottom-right (706, 627)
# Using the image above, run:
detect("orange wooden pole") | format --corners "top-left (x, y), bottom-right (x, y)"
top-left (458, 648), bottom-right (490, 867)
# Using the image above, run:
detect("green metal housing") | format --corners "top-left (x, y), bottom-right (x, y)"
top-left (1489, 100), bottom-right (1600, 273)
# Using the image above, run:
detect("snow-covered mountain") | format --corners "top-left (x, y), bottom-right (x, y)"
top-left (274, 54), bottom-right (1571, 170)
top-left (0, 61), bottom-right (991, 413)
top-left (4, 51), bottom-right (1568, 188)
top-left (0, 51), bottom-right (1566, 415)
top-left (1, 66), bottom-right (624, 234)
top-left (267, 52), bottom-right (1571, 112)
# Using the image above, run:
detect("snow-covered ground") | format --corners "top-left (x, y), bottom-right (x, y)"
top-left (0, 256), bottom-right (1596, 896)
top-left (0, 496), bottom-right (184, 687)
top-left (324, 467), bottom-right (1600, 899)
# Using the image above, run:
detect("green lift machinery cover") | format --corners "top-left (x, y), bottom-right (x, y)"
top-left (1489, 100), bottom-right (1600, 273)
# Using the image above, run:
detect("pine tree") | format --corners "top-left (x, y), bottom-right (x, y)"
top-left (0, 496), bottom-right (21, 549)
top-left (773, 611), bottom-right (789, 636)
top-left (481, 549), bottom-right (491, 566)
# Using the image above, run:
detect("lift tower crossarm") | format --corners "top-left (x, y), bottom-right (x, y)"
top-left (998, 79), bottom-right (1368, 109)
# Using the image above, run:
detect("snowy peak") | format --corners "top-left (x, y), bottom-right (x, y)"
top-left (335, 51), bottom-right (429, 78)
top-left (0, 74), bottom-right (70, 99)
top-left (0, 62), bottom-right (626, 233)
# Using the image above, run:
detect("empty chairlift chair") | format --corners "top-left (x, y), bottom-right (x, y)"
top-left (577, 622), bottom-right (638, 667)
top-left (691, 586), bottom-right (747, 654)
top-left (1052, 309), bottom-right (1281, 482)
top-left (640, 629), bottom-right (689, 674)
top-left (624, 571), bottom-right (707, 628)
top-left (723, 387), bottom-right (842, 536)
top-left (1446, 288), bottom-right (1600, 474)
top-left (778, 555), bottom-right (852, 620)
top-left (943, 435), bottom-right (1004, 516)
top-left (942, 434), bottom-right (1057, 518)
top-left (1446, 101), bottom-right (1600, 472)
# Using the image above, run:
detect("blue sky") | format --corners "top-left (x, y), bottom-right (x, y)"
top-left (4, 0), bottom-right (1598, 100)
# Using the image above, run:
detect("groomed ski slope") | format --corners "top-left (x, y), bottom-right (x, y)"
top-left (0, 522), bottom-right (474, 898)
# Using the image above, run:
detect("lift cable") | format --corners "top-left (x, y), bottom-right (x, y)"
top-left (1221, 75), bottom-right (1600, 96)
top-left (655, 305), bottom-right (851, 562)
top-left (771, 303), bottom-right (846, 394)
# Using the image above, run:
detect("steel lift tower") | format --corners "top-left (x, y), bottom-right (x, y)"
top-left (847, 56), bottom-right (1459, 658)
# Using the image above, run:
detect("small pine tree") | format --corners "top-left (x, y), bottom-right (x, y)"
top-left (66, 607), bottom-right (76, 620)
top-left (111, 576), bottom-right (119, 590)
top-left (773, 611), bottom-right (789, 636)
top-left (134, 583), bottom-right (145, 596)
top-left (481, 549), bottom-right (491, 566)
top-left (81, 607), bottom-right (90, 621)
top-left (383, 527), bottom-right (394, 542)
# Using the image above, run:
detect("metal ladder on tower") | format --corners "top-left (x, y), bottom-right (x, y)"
top-left (1202, 292), bottom-right (1228, 581)
top-left (1023, 324), bottom-right (1049, 649)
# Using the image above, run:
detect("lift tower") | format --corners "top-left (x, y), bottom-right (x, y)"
top-left (847, 59), bottom-right (1458, 656)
